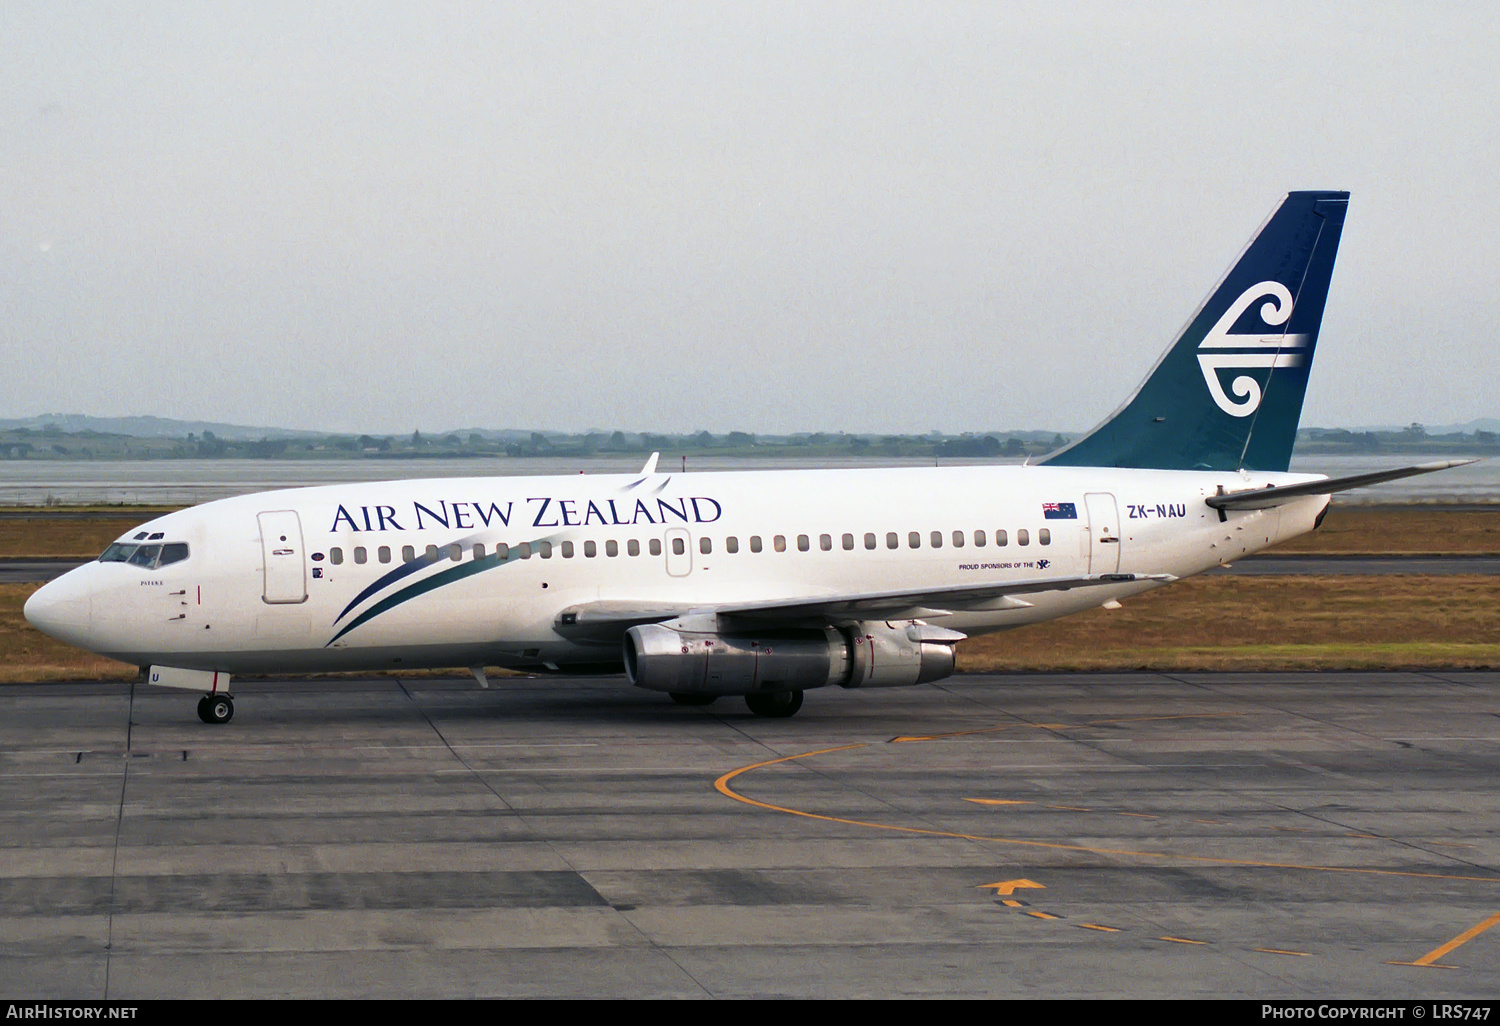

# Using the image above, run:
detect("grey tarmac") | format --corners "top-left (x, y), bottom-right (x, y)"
top-left (3, 671), bottom-right (1500, 998)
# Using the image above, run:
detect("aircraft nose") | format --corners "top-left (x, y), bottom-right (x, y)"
top-left (24, 570), bottom-right (94, 641)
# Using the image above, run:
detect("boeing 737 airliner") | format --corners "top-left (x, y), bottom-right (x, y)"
top-left (23, 191), bottom-right (1469, 721)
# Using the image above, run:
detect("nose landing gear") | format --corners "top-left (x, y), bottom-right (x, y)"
top-left (196, 693), bottom-right (235, 724)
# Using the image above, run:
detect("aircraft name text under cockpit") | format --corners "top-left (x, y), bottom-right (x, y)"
top-left (328, 495), bottom-right (726, 534)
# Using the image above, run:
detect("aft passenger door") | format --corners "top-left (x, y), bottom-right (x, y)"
top-left (1084, 492), bottom-right (1121, 574)
top-left (258, 510), bottom-right (308, 604)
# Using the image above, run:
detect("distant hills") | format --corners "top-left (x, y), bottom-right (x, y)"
top-left (0, 414), bottom-right (321, 442)
top-left (0, 414), bottom-right (1068, 447)
top-left (0, 414), bottom-right (544, 444)
top-left (1, 413), bottom-right (1497, 461)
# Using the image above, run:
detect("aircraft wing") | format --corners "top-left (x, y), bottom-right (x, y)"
top-left (1206, 460), bottom-right (1477, 511)
top-left (555, 572), bottom-right (1174, 631)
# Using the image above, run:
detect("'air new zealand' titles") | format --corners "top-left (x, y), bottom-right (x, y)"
top-left (25, 191), bottom-right (1471, 721)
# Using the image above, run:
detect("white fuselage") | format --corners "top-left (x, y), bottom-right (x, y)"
top-left (26, 463), bottom-right (1328, 676)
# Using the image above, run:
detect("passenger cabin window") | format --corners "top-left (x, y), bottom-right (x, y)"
top-left (472, 544), bottom-right (484, 560)
top-left (650, 539), bottom-right (662, 556)
top-left (797, 535), bottom-right (810, 552)
top-left (843, 533), bottom-right (854, 551)
top-left (974, 530), bottom-right (986, 547)
top-left (330, 547), bottom-right (344, 565)
top-left (628, 539), bottom-right (641, 556)
top-left (820, 534), bottom-right (832, 552)
top-left (908, 532), bottom-right (921, 549)
top-left (865, 533), bottom-right (877, 550)
top-left (539, 541), bottom-right (553, 558)
top-left (402, 545), bottom-right (415, 563)
top-left (518, 542), bottom-right (532, 559)
top-left (426, 545), bottom-right (440, 561)
top-left (750, 536), bottom-right (763, 553)
top-left (1039, 528), bottom-right (1051, 545)
top-left (605, 540), bottom-right (618, 557)
top-left (773, 535), bottom-right (786, 553)
top-left (952, 530), bottom-right (964, 548)
top-left (930, 531), bottom-right (943, 548)
top-left (562, 541), bottom-right (575, 558)
top-left (584, 541), bottom-right (597, 558)
top-left (995, 530), bottom-right (1008, 546)
top-left (496, 542), bottom-right (509, 559)
top-left (353, 547), bottom-right (367, 564)
top-left (698, 537), bottom-right (710, 555)
top-left (1017, 529), bottom-right (1029, 546)
top-left (672, 537), bottom-right (685, 556)
top-left (886, 532), bottom-right (898, 550)
top-left (726, 536), bottom-right (739, 554)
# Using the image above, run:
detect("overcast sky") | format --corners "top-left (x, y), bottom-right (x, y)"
top-left (3, 2), bottom-right (1496, 435)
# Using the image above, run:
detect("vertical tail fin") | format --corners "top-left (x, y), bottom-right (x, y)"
top-left (1041, 191), bottom-right (1348, 472)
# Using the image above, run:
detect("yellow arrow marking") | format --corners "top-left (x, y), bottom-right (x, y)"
top-left (1386, 909), bottom-right (1500, 968)
top-left (1026, 911), bottom-right (1060, 920)
top-left (963, 799), bottom-right (1032, 806)
top-left (976, 879), bottom-right (1044, 896)
top-left (1160, 936), bottom-right (1208, 945)
top-left (1079, 923), bottom-right (1121, 932)
top-left (1254, 948), bottom-right (1310, 957)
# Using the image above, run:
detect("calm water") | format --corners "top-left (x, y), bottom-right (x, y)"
top-left (0, 455), bottom-right (1493, 506)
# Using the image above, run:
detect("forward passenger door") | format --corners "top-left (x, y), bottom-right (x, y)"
top-left (258, 510), bottom-right (308, 604)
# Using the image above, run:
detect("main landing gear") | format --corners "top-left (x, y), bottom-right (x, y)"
top-left (196, 693), bottom-right (234, 724)
top-left (666, 690), bottom-right (806, 717)
top-left (744, 690), bottom-right (803, 718)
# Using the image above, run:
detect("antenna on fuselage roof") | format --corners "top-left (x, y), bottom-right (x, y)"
top-left (639, 452), bottom-right (659, 475)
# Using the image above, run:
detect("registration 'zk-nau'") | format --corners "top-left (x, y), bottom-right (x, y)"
top-left (25, 191), bottom-right (1469, 721)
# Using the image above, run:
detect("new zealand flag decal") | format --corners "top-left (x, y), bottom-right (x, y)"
top-left (1042, 502), bottom-right (1078, 520)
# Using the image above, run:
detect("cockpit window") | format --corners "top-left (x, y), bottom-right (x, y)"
top-left (127, 544), bottom-right (161, 567)
top-left (132, 532), bottom-right (148, 541)
top-left (99, 541), bottom-right (190, 569)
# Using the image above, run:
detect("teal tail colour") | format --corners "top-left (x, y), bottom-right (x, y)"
top-left (1041, 191), bottom-right (1348, 473)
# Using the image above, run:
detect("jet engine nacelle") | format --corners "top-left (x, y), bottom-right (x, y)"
top-left (623, 619), bottom-right (964, 696)
top-left (843, 621), bottom-right (964, 689)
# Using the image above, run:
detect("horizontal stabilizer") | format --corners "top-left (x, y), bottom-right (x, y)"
top-left (1205, 460), bottom-right (1478, 510)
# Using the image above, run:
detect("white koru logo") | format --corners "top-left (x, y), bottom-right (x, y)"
top-left (1197, 281), bottom-right (1307, 418)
